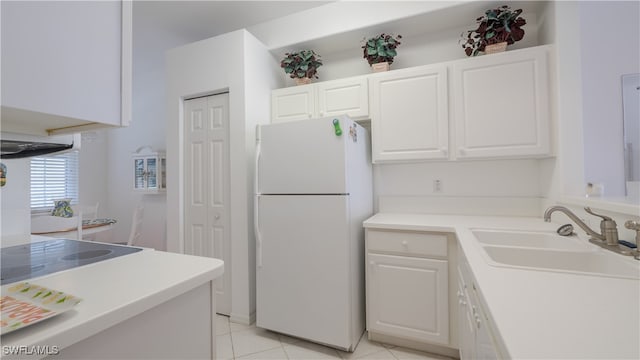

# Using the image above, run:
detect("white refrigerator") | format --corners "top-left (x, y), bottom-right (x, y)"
top-left (255, 115), bottom-right (373, 351)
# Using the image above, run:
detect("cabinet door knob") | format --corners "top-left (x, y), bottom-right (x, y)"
top-left (214, 214), bottom-right (220, 220)
top-left (369, 261), bottom-right (375, 266)
top-left (459, 148), bottom-right (466, 155)
top-left (319, 111), bottom-right (325, 116)
top-left (401, 240), bottom-right (408, 247)
top-left (308, 113), bottom-right (313, 118)
top-left (441, 148), bottom-right (448, 155)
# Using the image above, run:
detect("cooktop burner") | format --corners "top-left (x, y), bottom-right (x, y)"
top-left (1, 239), bottom-right (142, 285)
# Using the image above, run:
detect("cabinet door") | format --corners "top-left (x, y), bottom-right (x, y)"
top-left (134, 158), bottom-right (146, 191)
top-left (1, 1), bottom-right (132, 134)
top-left (370, 65), bottom-right (449, 162)
top-left (271, 85), bottom-right (315, 123)
top-left (453, 46), bottom-right (551, 159)
top-left (458, 278), bottom-right (476, 360)
top-left (146, 158), bottom-right (158, 190)
top-left (317, 77), bottom-right (369, 119)
top-left (367, 253), bottom-right (449, 344)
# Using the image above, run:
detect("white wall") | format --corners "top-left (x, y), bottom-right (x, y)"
top-left (299, 14), bottom-right (539, 84)
top-left (104, 12), bottom-right (196, 250)
top-left (579, 1), bottom-right (639, 197)
top-left (0, 158), bottom-right (31, 246)
top-left (166, 29), bottom-right (280, 324)
top-left (78, 131), bottom-right (111, 242)
top-left (242, 32), bottom-right (284, 317)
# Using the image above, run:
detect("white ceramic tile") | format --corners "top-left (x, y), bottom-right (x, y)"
top-left (230, 320), bottom-right (254, 333)
top-left (216, 333), bottom-right (234, 360)
top-left (278, 333), bottom-right (305, 346)
top-left (356, 349), bottom-right (397, 359)
top-left (388, 347), bottom-right (452, 360)
top-left (217, 314), bottom-right (231, 335)
top-left (232, 326), bottom-right (283, 358)
top-left (283, 340), bottom-right (341, 360)
top-left (337, 333), bottom-right (386, 359)
top-left (237, 346), bottom-right (289, 359)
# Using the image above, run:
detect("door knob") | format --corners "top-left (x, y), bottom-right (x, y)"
top-left (214, 214), bottom-right (220, 220)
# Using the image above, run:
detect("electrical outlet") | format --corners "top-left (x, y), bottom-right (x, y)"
top-left (433, 179), bottom-right (442, 193)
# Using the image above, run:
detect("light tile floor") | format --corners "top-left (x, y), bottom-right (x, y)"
top-left (216, 315), bottom-right (455, 360)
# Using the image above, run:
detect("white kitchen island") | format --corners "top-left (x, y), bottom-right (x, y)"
top-left (1, 245), bottom-right (224, 359)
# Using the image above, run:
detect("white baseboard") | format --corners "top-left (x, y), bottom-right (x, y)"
top-left (230, 311), bottom-right (256, 325)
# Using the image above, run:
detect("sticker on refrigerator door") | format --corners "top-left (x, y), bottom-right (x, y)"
top-left (0, 163), bottom-right (6, 187)
top-left (349, 124), bottom-right (358, 143)
top-left (332, 119), bottom-right (343, 136)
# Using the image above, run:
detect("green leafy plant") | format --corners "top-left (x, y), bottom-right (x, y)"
top-left (280, 50), bottom-right (323, 79)
top-left (362, 33), bottom-right (402, 65)
top-left (460, 5), bottom-right (526, 57)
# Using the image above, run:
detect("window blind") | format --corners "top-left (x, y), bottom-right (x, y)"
top-left (30, 151), bottom-right (79, 210)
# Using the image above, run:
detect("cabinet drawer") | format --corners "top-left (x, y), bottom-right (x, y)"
top-left (367, 230), bottom-right (448, 257)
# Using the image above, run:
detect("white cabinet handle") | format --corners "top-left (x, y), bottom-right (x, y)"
top-left (214, 214), bottom-right (220, 219)
top-left (401, 240), bottom-right (408, 247)
top-left (441, 148), bottom-right (448, 155)
top-left (369, 261), bottom-right (375, 266)
top-left (459, 148), bottom-right (466, 155)
top-left (319, 111), bottom-right (325, 116)
top-left (308, 113), bottom-right (312, 118)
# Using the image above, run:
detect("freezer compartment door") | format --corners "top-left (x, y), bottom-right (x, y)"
top-left (256, 195), bottom-right (352, 349)
top-left (258, 116), bottom-right (351, 194)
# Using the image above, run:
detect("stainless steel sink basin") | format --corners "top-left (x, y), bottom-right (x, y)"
top-left (472, 229), bottom-right (592, 251)
top-left (482, 246), bottom-right (640, 279)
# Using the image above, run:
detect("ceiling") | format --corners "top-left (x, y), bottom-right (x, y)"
top-left (134, 1), bottom-right (331, 43)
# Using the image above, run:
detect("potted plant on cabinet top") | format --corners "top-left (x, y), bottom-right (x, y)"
top-left (460, 5), bottom-right (526, 57)
top-left (281, 50), bottom-right (323, 85)
top-left (362, 33), bottom-right (402, 72)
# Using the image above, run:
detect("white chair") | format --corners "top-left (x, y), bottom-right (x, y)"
top-left (72, 203), bottom-right (99, 240)
top-left (127, 204), bottom-right (144, 246)
top-left (81, 202), bottom-right (100, 221)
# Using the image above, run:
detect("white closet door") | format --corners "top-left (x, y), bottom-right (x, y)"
top-left (184, 93), bottom-right (231, 315)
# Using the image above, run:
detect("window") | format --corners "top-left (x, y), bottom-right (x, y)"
top-left (30, 151), bottom-right (79, 211)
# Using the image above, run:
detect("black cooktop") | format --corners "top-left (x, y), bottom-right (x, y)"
top-left (1, 239), bottom-right (142, 285)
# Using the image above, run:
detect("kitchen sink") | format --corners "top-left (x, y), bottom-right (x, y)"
top-left (472, 229), bottom-right (593, 251)
top-left (482, 246), bottom-right (640, 279)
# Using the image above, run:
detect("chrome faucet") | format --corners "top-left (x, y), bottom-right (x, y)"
top-left (543, 207), bottom-right (632, 257)
top-left (624, 220), bottom-right (640, 260)
top-left (543, 206), bottom-right (618, 244)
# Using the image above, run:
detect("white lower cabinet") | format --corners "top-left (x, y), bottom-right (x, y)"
top-left (368, 253), bottom-right (449, 344)
top-left (458, 249), bottom-right (500, 359)
top-left (365, 229), bottom-right (455, 353)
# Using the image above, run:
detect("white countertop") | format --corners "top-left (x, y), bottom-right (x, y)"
top-left (1, 245), bottom-right (224, 352)
top-left (364, 213), bottom-right (640, 359)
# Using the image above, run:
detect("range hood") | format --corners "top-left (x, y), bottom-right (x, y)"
top-left (0, 132), bottom-right (80, 159)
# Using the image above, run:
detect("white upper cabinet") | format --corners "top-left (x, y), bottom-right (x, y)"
top-left (271, 84), bottom-right (316, 123)
top-left (316, 77), bottom-right (369, 119)
top-left (452, 46), bottom-right (551, 159)
top-left (370, 65), bottom-right (449, 163)
top-left (1, 1), bottom-right (132, 136)
top-left (270, 45), bottom-right (553, 163)
top-left (271, 76), bottom-right (369, 123)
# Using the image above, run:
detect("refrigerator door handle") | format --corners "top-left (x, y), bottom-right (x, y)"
top-left (255, 195), bottom-right (262, 268)
top-left (255, 140), bottom-right (262, 268)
